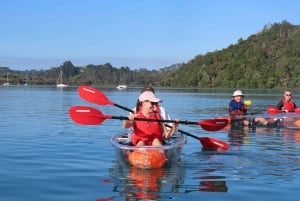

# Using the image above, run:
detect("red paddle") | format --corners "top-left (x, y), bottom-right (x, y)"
top-left (78, 85), bottom-right (228, 131)
top-left (172, 129), bottom-right (229, 151)
top-left (295, 107), bottom-right (300, 114)
top-left (267, 106), bottom-right (300, 115)
top-left (77, 86), bottom-right (229, 150)
top-left (78, 85), bottom-right (133, 113)
top-left (69, 106), bottom-right (229, 150)
top-left (266, 106), bottom-right (281, 115)
top-left (69, 105), bottom-right (227, 128)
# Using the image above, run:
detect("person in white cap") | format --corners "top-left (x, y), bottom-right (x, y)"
top-left (123, 91), bottom-right (179, 146)
top-left (124, 85), bottom-right (172, 126)
top-left (229, 90), bottom-right (247, 116)
top-left (229, 90), bottom-right (273, 128)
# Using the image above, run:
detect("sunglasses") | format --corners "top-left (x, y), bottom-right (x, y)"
top-left (285, 94), bottom-right (292, 96)
top-left (144, 100), bottom-right (158, 106)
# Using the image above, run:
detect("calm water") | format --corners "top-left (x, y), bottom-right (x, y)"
top-left (1, 86), bottom-right (300, 201)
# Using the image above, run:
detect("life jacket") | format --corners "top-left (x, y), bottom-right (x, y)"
top-left (281, 99), bottom-right (296, 112)
top-left (131, 111), bottom-right (163, 145)
top-left (228, 100), bottom-right (247, 117)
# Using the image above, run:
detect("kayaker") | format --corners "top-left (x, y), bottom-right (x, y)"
top-left (229, 90), bottom-right (275, 127)
top-left (123, 91), bottom-right (179, 146)
top-left (276, 89), bottom-right (297, 112)
top-left (139, 85), bottom-right (171, 122)
top-left (123, 85), bottom-right (173, 129)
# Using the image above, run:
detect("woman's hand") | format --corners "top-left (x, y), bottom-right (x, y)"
top-left (173, 119), bottom-right (179, 131)
top-left (123, 113), bottom-right (136, 128)
top-left (165, 119), bottom-right (179, 139)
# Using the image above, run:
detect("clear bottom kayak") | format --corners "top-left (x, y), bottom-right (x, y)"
top-left (110, 132), bottom-right (187, 169)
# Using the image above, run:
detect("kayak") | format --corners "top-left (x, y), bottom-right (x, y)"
top-left (219, 114), bottom-right (300, 131)
top-left (110, 132), bottom-right (187, 169)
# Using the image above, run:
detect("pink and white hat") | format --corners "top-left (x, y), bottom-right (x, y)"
top-left (139, 91), bottom-right (162, 102)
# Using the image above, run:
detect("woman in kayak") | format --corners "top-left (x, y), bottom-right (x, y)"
top-left (138, 85), bottom-right (171, 122)
top-left (276, 89), bottom-right (297, 112)
top-left (229, 90), bottom-right (275, 127)
top-left (123, 91), bottom-right (179, 146)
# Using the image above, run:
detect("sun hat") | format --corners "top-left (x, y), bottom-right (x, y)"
top-left (139, 91), bottom-right (162, 102)
top-left (232, 90), bottom-right (244, 97)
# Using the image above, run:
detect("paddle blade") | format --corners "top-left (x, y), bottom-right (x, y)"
top-left (78, 85), bottom-right (115, 106)
top-left (69, 106), bottom-right (111, 125)
top-left (267, 106), bottom-right (280, 115)
top-left (199, 119), bottom-right (228, 131)
top-left (199, 137), bottom-right (229, 151)
top-left (244, 100), bottom-right (252, 106)
top-left (295, 107), bottom-right (300, 114)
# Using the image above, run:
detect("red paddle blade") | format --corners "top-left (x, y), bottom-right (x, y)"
top-left (78, 85), bottom-right (115, 106)
top-left (199, 119), bottom-right (228, 131)
top-left (267, 106), bottom-right (280, 115)
top-left (69, 106), bottom-right (111, 125)
top-left (199, 137), bottom-right (229, 151)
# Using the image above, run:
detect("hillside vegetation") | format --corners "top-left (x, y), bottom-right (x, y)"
top-left (1, 20), bottom-right (300, 89)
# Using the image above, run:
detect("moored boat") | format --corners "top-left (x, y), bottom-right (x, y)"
top-left (56, 68), bottom-right (68, 88)
top-left (116, 85), bottom-right (127, 89)
top-left (111, 132), bottom-right (187, 169)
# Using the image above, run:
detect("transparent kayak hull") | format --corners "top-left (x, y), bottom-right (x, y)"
top-left (111, 132), bottom-right (187, 169)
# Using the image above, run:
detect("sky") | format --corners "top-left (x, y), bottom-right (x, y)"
top-left (1, 0), bottom-right (300, 71)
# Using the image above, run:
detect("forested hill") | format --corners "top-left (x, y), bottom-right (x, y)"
top-left (1, 20), bottom-right (300, 89)
top-left (161, 20), bottom-right (300, 88)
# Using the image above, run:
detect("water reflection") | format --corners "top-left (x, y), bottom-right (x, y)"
top-left (124, 168), bottom-right (165, 200)
top-left (182, 175), bottom-right (228, 193)
top-left (227, 122), bottom-right (281, 147)
top-left (227, 123), bottom-right (249, 147)
top-left (108, 160), bottom-right (185, 200)
top-left (178, 151), bottom-right (229, 194)
top-left (197, 176), bottom-right (228, 192)
top-left (227, 119), bottom-right (300, 147)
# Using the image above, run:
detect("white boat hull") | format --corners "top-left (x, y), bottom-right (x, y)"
top-left (116, 85), bottom-right (127, 89)
top-left (57, 84), bottom-right (68, 88)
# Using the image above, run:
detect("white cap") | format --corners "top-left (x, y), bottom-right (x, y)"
top-left (232, 90), bottom-right (244, 97)
top-left (139, 91), bottom-right (162, 102)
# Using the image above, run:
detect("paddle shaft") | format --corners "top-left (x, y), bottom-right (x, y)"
top-left (114, 102), bottom-right (207, 134)
top-left (115, 109), bottom-right (218, 140)
top-left (113, 102), bottom-right (201, 135)
top-left (111, 115), bottom-right (199, 125)
top-left (75, 85), bottom-right (230, 149)
top-left (172, 127), bottom-right (197, 139)
top-left (78, 85), bottom-right (228, 131)
top-left (114, 103), bottom-right (133, 113)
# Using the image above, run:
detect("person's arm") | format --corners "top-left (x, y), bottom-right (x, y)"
top-left (276, 100), bottom-right (283, 110)
top-left (123, 113), bottom-right (135, 128)
top-left (122, 108), bottom-right (136, 128)
top-left (159, 106), bottom-right (174, 128)
top-left (228, 101), bottom-right (237, 115)
top-left (162, 119), bottom-right (179, 139)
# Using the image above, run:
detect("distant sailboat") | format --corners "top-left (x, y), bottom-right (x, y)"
top-left (56, 68), bottom-right (68, 88)
top-left (3, 72), bottom-right (10, 86)
top-left (24, 74), bottom-right (29, 86)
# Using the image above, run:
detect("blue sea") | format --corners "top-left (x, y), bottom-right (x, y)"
top-left (1, 86), bottom-right (300, 201)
